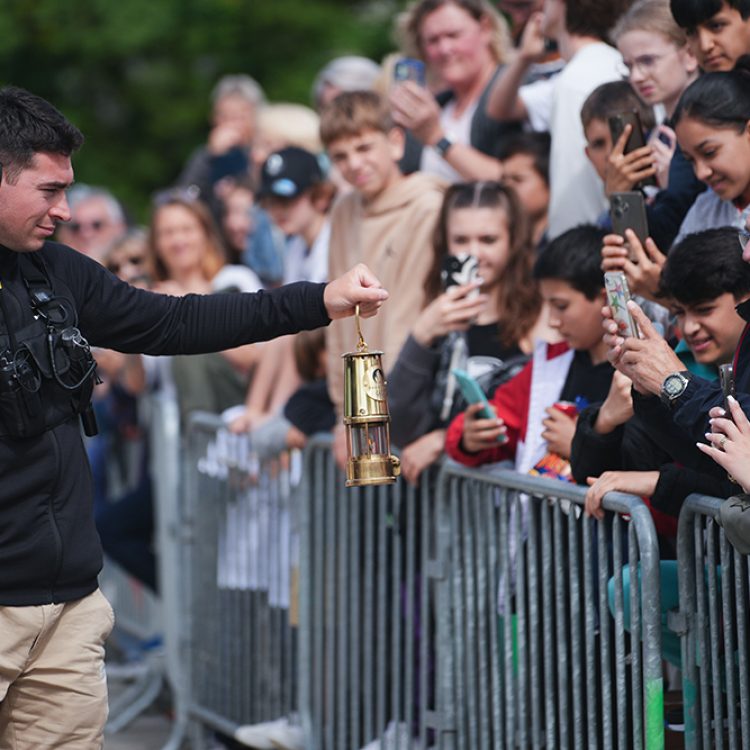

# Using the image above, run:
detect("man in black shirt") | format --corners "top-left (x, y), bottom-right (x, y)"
top-left (0, 85), bottom-right (387, 749)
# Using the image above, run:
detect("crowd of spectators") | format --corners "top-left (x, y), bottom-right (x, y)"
top-left (69, 0), bottom-right (750, 743)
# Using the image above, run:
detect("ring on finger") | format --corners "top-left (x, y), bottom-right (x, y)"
top-left (720, 435), bottom-right (728, 449)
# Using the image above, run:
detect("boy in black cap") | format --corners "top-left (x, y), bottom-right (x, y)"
top-left (258, 146), bottom-right (334, 284)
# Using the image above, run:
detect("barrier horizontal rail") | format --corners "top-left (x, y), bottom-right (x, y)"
top-left (299, 436), bottom-right (664, 750)
top-left (677, 493), bottom-right (750, 750)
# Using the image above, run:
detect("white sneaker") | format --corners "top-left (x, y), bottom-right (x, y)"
top-left (235, 718), bottom-right (289, 749)
top-left (359, 721), bottom-right (413, 750)
top-left (267, 718), bottom-right (304, 749)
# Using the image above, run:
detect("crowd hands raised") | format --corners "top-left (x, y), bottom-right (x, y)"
top-left (67, 0), bottom-right (750, 591)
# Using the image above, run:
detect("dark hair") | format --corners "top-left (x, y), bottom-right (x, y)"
top-left (673, 55), bottom-right (750, 130)
top-left (670, 0), bottom-right (750, 30)
top-left (496, 131), bottom-right (551, 185)
top-left (0, 86), bottom-right (83, 183)
top-left (565, 0), bottom-right (633, 39)
top-left (424, 181), bottom-right (540, 347)
top-left (580, 80), bottom-right (657, 132)
top-left (660, 227), bottom-right (750, 302)
top-left (533, 224), bottom-right (606, 300)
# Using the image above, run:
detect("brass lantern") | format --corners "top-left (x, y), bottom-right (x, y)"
top-left (342, 306), bottom-right (400, 487)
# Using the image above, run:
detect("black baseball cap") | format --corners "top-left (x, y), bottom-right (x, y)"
top-left (258, 146), bottom-right (323, 200)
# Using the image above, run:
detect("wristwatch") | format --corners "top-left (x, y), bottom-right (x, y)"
top-left (434, 136), bottom-right (454, 158)
top-left (659, 370), bottom-right (691, 408)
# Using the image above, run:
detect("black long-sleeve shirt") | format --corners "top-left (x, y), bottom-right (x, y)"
top-left (0, 241), bottom-right (330, 605)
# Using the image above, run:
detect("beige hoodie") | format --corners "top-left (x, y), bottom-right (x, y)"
top-left (327, 171), bottom-right (446, 417)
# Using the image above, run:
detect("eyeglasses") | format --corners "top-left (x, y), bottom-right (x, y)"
top-left (67, 219), bottom-right (108, 234)
top-left (617, 53), bottom-right (669, 78)
top-left (107, 255), bottom-right (145, 274)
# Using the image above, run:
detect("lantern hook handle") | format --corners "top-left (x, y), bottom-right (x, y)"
top-left (355, 304), bottom-right (367, 352)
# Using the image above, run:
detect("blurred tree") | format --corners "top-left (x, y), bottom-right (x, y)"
top-left (0, 0), bottom-right (397, 221)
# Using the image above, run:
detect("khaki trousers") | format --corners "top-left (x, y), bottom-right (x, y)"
top-left (0, 589), bottom-right (114, 749)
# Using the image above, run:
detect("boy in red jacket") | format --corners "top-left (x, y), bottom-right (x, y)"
top-left (446, 225), bottom-right (614, 475)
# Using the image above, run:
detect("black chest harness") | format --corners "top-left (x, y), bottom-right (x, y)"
top-left (0, 254), bottom-right (99, 438)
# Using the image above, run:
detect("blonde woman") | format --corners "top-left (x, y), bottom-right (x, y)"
top-left (390, 0), bottom-right (518, 182)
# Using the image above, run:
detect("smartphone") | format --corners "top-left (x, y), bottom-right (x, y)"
top-left (719, 363), bottom-right (735, 418)
top-left (608, 110), bottom-right (657, 188)
top-left (393, 58), bottom-right (426, 86)
top-left (442, 253), bottom-right (480, 290)
top-left (604, 271), bottom-right (639, 339)
top-left (610, 191), bottom-right (649, 256)
top-left (452, 368), bottom-right (508, 443)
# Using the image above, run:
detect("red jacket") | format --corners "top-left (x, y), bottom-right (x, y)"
top-left (445, 341), bottom-right (570, 467)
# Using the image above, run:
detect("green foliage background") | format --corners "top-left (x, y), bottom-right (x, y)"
top-left (0, 0), bottom-right (397, 221)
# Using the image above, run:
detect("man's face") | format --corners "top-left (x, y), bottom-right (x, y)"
top-left (673, 292), bottom-right (748, 365)
top-left (326, 128), bottom-right (404, 201)
top-left (684, 2), bottom-right (750, 71)
top-left (212, 93), bottom-right (257, 146)
top-left (57, 195), bottom-right (126, 261)
top-left (0, 152), bottom-right (73, 253)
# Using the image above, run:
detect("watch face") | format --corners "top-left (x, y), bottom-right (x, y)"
top-left (664, 373), bottom-right (686, 397)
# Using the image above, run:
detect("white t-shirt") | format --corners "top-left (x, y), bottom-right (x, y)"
top-left (283, 218), bottom-right (331, 285)
top-left (520, 42), bottom-right (623, 239)
top-left (420, 99), bottom-right (477, 184)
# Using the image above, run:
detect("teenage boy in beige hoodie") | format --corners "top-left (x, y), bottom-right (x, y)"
top-left (320, 90), bottom-right (446, 466)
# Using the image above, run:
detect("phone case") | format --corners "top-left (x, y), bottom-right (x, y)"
top-left (719, 363), bottom-right (735, 417)
top-left (442, 253), bottom-right (480, 290)
top-left (452, 368), bottom-right (508, 443)
top-left (393, 58), bottom-right (426, 86)
top-left (610, 191), bottom-right (649, 247)
top-left (604, 271), bottom-right (639, 339)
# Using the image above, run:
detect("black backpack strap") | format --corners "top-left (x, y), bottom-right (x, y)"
top-left (19, 253), bottom-right (74, 326)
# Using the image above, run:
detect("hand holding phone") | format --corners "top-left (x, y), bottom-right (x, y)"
top-left (393, 58), bottom-right (426, 86)
top-left (608, 111), bottom-right (657, 189)
top-left (452, 368), bottom-right (508, 444)
top-left (610, 191), bottom-right (649, 250)
top-left (604, 271), bottom-right (639, 339)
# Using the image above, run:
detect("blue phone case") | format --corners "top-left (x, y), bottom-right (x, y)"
top-left (452, 369), bottom-right (507, 443)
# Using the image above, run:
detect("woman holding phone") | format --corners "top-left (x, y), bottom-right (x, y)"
top-left (389, 0), bottom-right (518, 182)
top-left (388, 181), bottom-right (551, 483)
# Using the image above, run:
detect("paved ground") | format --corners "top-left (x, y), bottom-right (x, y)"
top-left (104, 674), bottom-right (175, 750)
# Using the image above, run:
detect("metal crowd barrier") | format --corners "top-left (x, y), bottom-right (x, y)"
top-left (299, 437), bottom-right (665, 749)
top-left (181, 411), bottom-right (300, 746)
top-left (676, 493), bottom-right (750, 749)
top-left (100, 557), bottom-right (164, 734)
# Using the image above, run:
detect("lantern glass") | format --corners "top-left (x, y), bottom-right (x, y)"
top-left (348, 422), bottom-right (389, 458)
